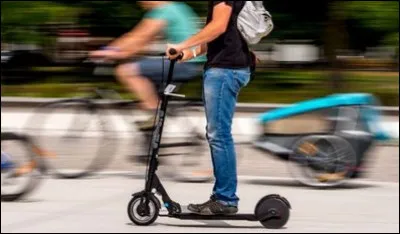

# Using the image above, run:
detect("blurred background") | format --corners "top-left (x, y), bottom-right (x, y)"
top-left (1, 0), bottom-right (398, 106)
top-left (1, 2), bottom-right (399, 232)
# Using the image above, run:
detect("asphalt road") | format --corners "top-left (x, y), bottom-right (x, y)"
top-left (1, 176), bottom-right (399, 233)
top-left (1, 106), bottom-right (399, 233)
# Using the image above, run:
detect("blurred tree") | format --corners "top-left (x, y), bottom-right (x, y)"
top-left (343, 1), bottom-right (399, 51)
top-left (323, 1), bottom-right (349, 92)
top-left (1, 1), bottom-right (80, 44)
top-left (260, 0), bottom-right (398, 50)
top-left (324, 1), bottom-right (399, 91)
top-left (75, 1), bottom-right (210, 36)
top-left (50, 1), bottom-right (143, 37)
top-left (3, 1), bottom-right (397, 50)
top-left (76, 1), bottom-right (143, 37)
top-left (2, 0), bottom-right (398, 66)
top-left (261, 0), bottom-right (328, 43)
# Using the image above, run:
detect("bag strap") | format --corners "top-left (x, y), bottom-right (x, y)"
top-left (252, 1), bottom-right (264, 9)
top-left (251, 1), bottom-right (272, 18)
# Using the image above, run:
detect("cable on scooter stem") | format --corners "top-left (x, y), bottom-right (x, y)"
top-left (144, 48), bottom-right (182, 184)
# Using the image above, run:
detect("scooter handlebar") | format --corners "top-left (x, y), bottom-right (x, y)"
top-left (168, 48), bottom-right (178, 56)
top-left (158, 48), bottom-right (183, 61)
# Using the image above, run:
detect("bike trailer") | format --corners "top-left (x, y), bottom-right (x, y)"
top-left (253, 93), bottom-right (391, 177)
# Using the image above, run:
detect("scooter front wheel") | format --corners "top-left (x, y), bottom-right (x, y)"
top-left (127, 194), bottom-right (159, 226)
top-left (255, 194), bottom-right (291, 229)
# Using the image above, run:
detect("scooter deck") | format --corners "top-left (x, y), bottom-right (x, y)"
top-left (159, 206), bottom-right (258, 221)
top-left (160, 213), bottom-right (258, 221)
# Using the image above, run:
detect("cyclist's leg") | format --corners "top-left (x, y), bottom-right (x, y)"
top-left (133, 58), bottom-right (200, 83)
top-left (115, 62), bottom-right (159, 111)
top-left (115, 58), bottom-right (199, 130)
top-left (115, 58), bottom-right (199, 107)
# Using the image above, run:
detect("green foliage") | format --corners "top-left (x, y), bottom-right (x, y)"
top-left (76, 1), bottom-right (143, 35)
top-left (342, 1), bottom-right (399, 48)
top-left (1, 1), bottom-right (80, 43)
top-left (2, 1), bottom-right (398, 49)
top-left (2, 71), bottom-right (398, 106)
top-left (344, 1), bottom-right (399, 32)
top-left (1, 1), bottom-right (80, 25)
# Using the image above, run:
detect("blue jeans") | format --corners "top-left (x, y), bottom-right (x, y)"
top-left (202, 67), bottom-right (251, 206)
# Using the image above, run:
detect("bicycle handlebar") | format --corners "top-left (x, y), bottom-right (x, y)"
top-left (85, 48), bottom-right (184, 67)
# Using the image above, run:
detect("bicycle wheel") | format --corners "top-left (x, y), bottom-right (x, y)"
top-left (131, 102), bottom-right (213, 183)
top-left (288, 134), bottom-right (357, 188)
top-left (1, 132), bottom-right (42, 202)
top-left (24, 99), bottom-right (117, 179)
top-left (167, 102), bottom-right (247, 183)
top-left (166, 103), bottom-right (212, 182)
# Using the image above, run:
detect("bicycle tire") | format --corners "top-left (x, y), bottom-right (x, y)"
top-left (1, 132), bottom-right (42, 202)
top-left (130, 102), bottom-right (213, 183)
top-left (288, 134), bottom-right (357, 188)
top-left (24, 99), bottom-right (116, 179)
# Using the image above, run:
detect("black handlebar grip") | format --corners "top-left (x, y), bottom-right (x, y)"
top-left (169, 48), bottom-right (178, 55)
top-left (168, 48), bottom-right (183, 60)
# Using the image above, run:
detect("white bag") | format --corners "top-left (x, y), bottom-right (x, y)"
top-left (237, 1), bottom-right (274, 45)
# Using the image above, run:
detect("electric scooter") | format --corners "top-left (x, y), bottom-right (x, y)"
top-left (127, 49), bottom-right (291, 229)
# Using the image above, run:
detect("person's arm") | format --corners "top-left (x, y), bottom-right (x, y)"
top-left (111, 19), bottom-right (166, 58)
top-left (180, 43), bottom-right (207, 62)
top-left (167, 2), bottom-right (232, 58)
top-left (90, 18), bottom-right (165, 60)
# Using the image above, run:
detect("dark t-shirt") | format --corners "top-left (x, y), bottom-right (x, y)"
top-left (205, 1), bottom-right (251, 69)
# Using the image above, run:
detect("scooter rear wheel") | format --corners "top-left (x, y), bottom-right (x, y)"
top-left (255, 194), bottom-right (290, 229)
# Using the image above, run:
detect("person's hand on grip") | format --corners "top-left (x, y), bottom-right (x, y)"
top-left (166, 44), bottom-right (183, 60)
top-left (178, 49), bottom-right (193, 63)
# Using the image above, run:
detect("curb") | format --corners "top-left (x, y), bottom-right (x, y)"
top-left (2, 96), bottom-right (399, 115)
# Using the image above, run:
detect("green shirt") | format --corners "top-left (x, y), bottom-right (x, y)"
top-left (144, 2), bottom-right (205, 63)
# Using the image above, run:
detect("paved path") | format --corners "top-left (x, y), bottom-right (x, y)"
top-left (1, 176), bottom-right (398, 233)
top-left (1, 106), bottom-right (399, 233)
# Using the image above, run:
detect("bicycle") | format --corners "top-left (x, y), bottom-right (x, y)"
top-left (1, 132), bottom-right (48, 201)
top-left (22, 58), bottom-right (214, 182)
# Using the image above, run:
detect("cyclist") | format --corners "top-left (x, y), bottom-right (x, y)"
top-left (90, 1), bottom-right (205, 130)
